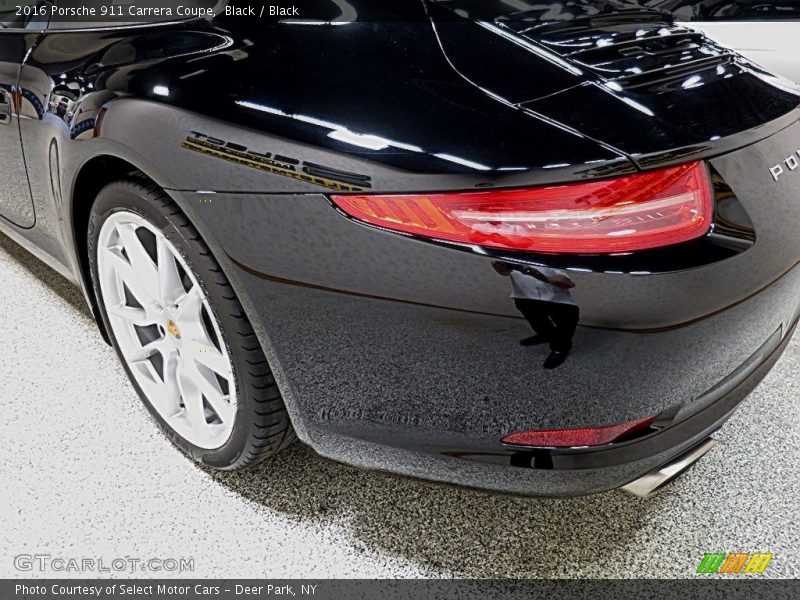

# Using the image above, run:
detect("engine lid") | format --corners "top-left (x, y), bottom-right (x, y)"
top-left (430, 0), bottom-right (800, 161)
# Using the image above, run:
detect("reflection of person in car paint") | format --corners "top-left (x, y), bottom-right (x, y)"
top-left (492, 261), bottom-right (580, 370)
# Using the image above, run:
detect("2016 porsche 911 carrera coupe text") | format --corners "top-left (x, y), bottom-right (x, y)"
top-left (2, 0), bottom-right (800, 497)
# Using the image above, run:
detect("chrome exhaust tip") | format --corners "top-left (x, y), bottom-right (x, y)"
top-left (621, 437), bottom-right (716, 498)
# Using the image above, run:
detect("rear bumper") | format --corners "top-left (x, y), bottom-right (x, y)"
top-left (174, 120), bottom-right (800, 496)
top-left (282, 312), bottom-right (795, 496)
top-left (359, 316), bottom-right (790, 496)
top-left (248, 283), bottom-right (798, 497)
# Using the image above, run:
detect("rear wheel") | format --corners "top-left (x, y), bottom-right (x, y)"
top-left (88, 179), bottom-right (294, 469)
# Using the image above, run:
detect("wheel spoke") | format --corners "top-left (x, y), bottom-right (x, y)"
top-left (103, 245), bottom-right (152, 305)
top-left (206, 394), bottom-right (233, 424)
top-left (157, 235), bottom-right (186, 306)
top-left (161, 350), bottom-right (183, 416)
top-left (128, 337), bottom-right (173, 364)
top-left (177, 363), bottom-right (208, 431)
top-left (192, 364), bottom-right (233, 423)
top-left (115, 223), bottom-right (159, 300)
top-left (107, 304), bottom-right (153, 327)
top-left (175, 284), bottom-right (205, 323)
top-left (188, 340), bottom-right (230, 376)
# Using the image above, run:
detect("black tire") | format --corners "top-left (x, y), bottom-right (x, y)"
top-left (88, 179), bottom-right (295, 470)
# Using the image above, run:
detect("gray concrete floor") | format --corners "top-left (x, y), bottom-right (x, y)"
top-left (1, 231), bottom-right (798, 579)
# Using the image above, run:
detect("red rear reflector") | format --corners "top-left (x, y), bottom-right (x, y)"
top-left (501, 415), bottom-right (657, 448)
top-left (331, 162), bottom-right (712, 253)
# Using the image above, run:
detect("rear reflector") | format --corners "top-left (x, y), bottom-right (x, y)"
top-left (501, 415), bottom-right (657, 448)
top-left (331, 162), bottom-right (712, 254)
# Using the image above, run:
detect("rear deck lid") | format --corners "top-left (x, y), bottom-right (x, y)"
top-left (430, 0), bottom-right (800, 160)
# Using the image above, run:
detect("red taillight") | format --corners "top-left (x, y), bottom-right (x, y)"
top-left (331, 162), bottom-right (712, 254)
top-left (501, 415), bottom-right (657, 448)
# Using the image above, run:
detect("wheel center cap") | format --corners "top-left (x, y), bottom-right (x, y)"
top-left (166, 319), bottom-right (182, 340)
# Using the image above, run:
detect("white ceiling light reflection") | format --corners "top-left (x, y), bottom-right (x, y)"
top-left (433, 153), bottom-right (491, 171)
top-left (236, 100), bottom-right (492, 170)
top-left (327, 130), bottom-right (392, 150)
top-left (237, 100), bottom-right (417, 151)
top-left (682, 75), bottom-right (703, 89)
top-left (619, 96), bottom-right (654, 117)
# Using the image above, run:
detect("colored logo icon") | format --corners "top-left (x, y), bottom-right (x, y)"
top-left (697, 552), bottom-right (773, 574)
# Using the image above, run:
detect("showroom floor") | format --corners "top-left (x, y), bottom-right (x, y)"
top-left (1, 231), bottom-right (798, 579)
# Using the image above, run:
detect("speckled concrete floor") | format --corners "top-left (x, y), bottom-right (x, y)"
top-left (1, 231), bottom-right (798, 579)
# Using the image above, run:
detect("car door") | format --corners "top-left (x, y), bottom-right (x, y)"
top-left (0, 3), bottom-right (47, 228)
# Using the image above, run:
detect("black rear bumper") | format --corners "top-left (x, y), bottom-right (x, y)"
top-left (506, 318), bottom-right (793, 474)
top-left (291, 306), bottom-right (797, 497)
top-left (172, 120), bottom-right (800, 496)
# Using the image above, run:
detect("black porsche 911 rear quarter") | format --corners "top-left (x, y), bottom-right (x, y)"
top-left (1, 0), bottom-right (800, 495)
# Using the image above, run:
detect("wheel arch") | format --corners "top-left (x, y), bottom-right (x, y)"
top-left (69, 154), bottom-right (166, 343)
top-left (67, 150), bottom-right (313, 445)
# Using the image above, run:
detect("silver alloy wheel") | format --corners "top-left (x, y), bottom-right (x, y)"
top-left (97, 211), bottom-right (237, 449)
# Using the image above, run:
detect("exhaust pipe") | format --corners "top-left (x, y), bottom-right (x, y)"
top-left (621, 438), bottom-right (716, 498)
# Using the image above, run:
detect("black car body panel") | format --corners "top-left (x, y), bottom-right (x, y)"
top-left (171, 120), bottom-right (800, 495)
top-left (2, 0), bottom-right (800, 495)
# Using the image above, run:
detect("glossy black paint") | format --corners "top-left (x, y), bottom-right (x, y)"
top-left (2, 0), bottom-right (800, 495)
top-left (651, 0), bottom-right (800, 21)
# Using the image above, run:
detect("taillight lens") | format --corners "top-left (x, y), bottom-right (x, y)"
top-left (331, 162), bottom-right (712, 254)
top-left (501, 415), bottom-right (657, 448)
